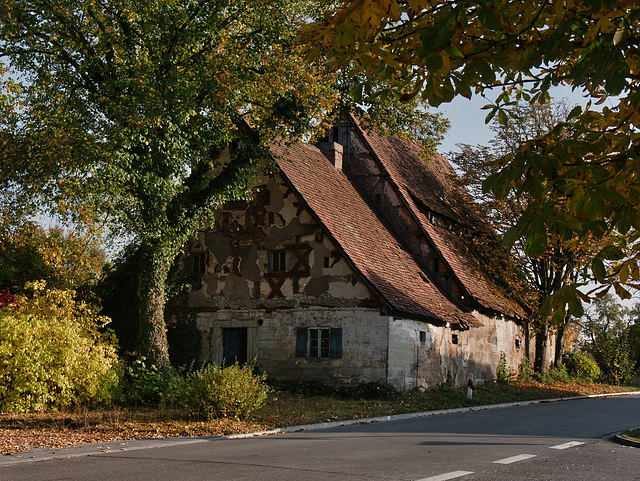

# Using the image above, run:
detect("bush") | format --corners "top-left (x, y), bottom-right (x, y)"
top-left (0, 282), bottom-right (121, 412)
top-left (184, 362), bottom-right (269, 420)
top-left (591, 338), bottom-right (636, 385)
top-left (563, 351), bottom-right (601, 383)
top-left (351, 382), bottom-right (399, 400)
top-left (537, 364), bottom-right (570, 383)
top-left (518, 357), bottom-right (534, 382)
top-left (122, 357), bottom-right (185, 407)
top-left (496, 352), bottom-right (516, 383)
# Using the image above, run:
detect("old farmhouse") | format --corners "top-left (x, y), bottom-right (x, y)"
top-left (174, 114), bottom-right (550, 389)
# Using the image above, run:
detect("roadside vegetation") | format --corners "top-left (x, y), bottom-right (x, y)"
top-left (0, 375), bottom-right (636, 456)
top-left (1, 225), bottom-right (639, 456)
top-left (621, 429), bottom-right (640, 443)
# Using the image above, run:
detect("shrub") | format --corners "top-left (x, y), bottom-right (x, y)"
top-left (592, 339), bottom-right (636, 385)
top-left (496, 352), bottom-right (516, 383)
top-left (538, 364), bottom-right (570, 383)
top-left (122, 358), bottom-right (185, 407)
top-left (0, 282), bottom-right (121, 412)
top-left (518, 357), bottom-right (534, 382)
top-left (563, 351), bottom-right (601, 383)
top-left (184, 362), bottom-right (269, 420)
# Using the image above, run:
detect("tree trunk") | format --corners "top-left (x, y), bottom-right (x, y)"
top-left (137, 244), bottom-right (172, 369)
top-left (534, 320), bottom-right (549, 373)
top-left (554, 322), bottom-right (566, 366)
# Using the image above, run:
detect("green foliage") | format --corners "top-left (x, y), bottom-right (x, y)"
top-left (0, 282), bottom-right (121, 412)
top-left (563, 352), bottom-right (601, 383)
top-left (121, 358), bottom-right (185, 407)
top-left (537, 364), bottom-right (570, 384)
top-left (517, 357), bottom-right (534, 382)
top-left (495, 352), bottom-right (516, 383)
top-left (303, 1), bottom-right (640, 317)
top-left (0, 221), bottom-right (106, 294)
top-left (580, 295), bottom-right (638, 385)
top-left (183, 363), bottom-right (269, 420)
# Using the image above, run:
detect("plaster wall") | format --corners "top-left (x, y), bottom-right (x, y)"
top-left (388, 313), bottom-right (530, 389)
top-left (181, 172), bottom-right (380, 313)
top-left (196, 308), bottom-right (390, 385)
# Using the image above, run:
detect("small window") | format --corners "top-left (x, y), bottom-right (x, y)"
top-left (296, 327), bottom-right (342, 359)
top-left (270, 251), bottom-right (287, 272)
top-left (515, 338), bottom-right (521, 349)
top-left (193, 252), bottom-right (206, 274)
top-left (323, 256), bottom-right (330, 268)
top-left (452, 333), bottom-right (458, 345)
top-left (308, 328), bottom-right (330, 358)
top-left (419, 331), bottom-right (427, 343)
top-left (492, 336), bottom-right (498, 346)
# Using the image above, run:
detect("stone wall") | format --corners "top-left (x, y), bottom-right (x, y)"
top-left (388, 313), bottom-right (533, 389)
top-left (196, 308), bottom-right (389, 385)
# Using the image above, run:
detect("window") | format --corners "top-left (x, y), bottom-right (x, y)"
top-left (452, 333), bottom-right (459, 345)
top-left (419, 331), bottom-right (427, 343)
top-left (309, 328), bottom-right (330, 358)
top-left (296, 327), bottom-right (342, 358)
top-left (323, 256), bottom-right (330, 268)
top-left (193, 252), bottom-right (206, 275)
top-left (270, 251), bottom-right (287, 272)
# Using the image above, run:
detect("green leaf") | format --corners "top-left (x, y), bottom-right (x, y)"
top-left (592, 257), bottom-right (606, 282)
top-left (477, 3), bottom-right (501, 31)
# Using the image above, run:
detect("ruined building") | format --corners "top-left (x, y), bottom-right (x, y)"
top-left (175, 114), bottom-right (546, 388)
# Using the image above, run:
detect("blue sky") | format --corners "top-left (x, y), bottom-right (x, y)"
top-left (438, 84), bottom-right (595, 154)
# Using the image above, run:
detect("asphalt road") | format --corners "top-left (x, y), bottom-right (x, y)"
top-left (2, 394), bottom-right (640, 481)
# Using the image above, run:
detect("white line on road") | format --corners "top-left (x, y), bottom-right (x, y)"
top-left (416, 470), bottom-right (474, 481)
top-left (550, 441), bottom-right (584, 450)
top-left (493, 454), bottom-right (537, 464)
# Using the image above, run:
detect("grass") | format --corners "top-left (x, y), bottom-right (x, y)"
top-left (621, 428), bottom-right (640, 442)
top-left (0, 379), bottom-right (636, 456)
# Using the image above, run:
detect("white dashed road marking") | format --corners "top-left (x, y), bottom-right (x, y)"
top-left (416, 470), bottom-right (474, 481)
top-left (493, 454), bottom-right (537, 464)
top-left (550, 441), bottom-right (584, 450)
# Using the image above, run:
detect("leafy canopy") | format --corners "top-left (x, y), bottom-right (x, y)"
top-left (300, 0), bottom-right (640, 316)
top-left (1, 0), bottom-right (338, 240)
top-left (0, 0), bottom-right (341, 366)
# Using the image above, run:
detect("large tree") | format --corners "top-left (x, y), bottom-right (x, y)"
top-left (0, 0), bottom-right (447, 368)
top-left (0, 0), bottom-right (342, 368)
top-left (300, 1), bottom-right (640, 318)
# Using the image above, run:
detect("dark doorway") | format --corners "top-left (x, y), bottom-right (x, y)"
top-left (222, 327), bottom-right (248, 365)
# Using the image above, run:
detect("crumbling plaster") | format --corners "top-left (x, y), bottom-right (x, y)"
top-left (178, 164), bottom-right (535, 389)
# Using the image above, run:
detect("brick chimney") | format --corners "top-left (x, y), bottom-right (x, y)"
top-left (319, 142), bottom-right (343, 170)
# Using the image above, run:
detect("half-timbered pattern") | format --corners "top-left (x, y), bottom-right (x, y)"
top-left (176, 114), bottom-right (553, 388)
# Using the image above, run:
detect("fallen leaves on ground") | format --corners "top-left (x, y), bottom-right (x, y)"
top-left (0, 410), bottom-right (269, 455)
top-left (1, 381), bottom-right (636, 456)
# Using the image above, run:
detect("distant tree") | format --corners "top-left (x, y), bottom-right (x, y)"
top-left (0, 221), bottom-right (106, 294)
top-left (451, 100), bottom-right (596, 371)
top-left (579, 294), bottom-right (636, 385)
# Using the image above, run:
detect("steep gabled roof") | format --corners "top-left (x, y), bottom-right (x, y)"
top-left (354, 122), bottom-right (527, 319)
top-left (270, 142), bottom-right (481, 328)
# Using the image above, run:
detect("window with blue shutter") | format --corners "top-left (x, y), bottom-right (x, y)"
top-left (295, 327), bottom-right (342, 358)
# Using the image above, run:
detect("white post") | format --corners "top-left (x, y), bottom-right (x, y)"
top-left (467, 372), bottom-right (474, 399)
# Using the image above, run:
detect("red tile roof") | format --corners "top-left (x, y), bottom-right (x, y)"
top-left (271, 142), bottom-right (481, 328)
top-left (355, 123), bottom-right (527, 319)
